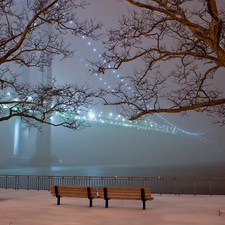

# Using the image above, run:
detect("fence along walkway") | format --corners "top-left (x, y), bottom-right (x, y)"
top-left (0, 175), bottom-right (225, 195)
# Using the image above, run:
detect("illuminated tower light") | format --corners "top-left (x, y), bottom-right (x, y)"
top-left (27, 96), bottom-right (33, 101)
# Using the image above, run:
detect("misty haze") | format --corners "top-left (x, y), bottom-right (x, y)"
top-left (0, 0), bottom-right (225, 178)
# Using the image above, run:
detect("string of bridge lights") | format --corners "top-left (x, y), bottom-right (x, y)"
top-left (5, 2), bottom-right (210, 140)
top-left (75, 35), bottom-right (210, 141)
top-left (51, 1), bottom-right (211, 141)
top-left (2, 2), bottom-right (209, 142)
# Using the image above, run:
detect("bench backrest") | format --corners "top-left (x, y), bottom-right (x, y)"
top-left (50, 185), bottom-right (97, 198)
top-left (98, 187), bottom-right (152, 200)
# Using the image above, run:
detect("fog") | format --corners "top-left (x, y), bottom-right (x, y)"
top-left (0, 0), bottom-right (225, 175)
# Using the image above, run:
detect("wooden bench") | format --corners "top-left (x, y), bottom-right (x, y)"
top-left (98, 186), bottom-right (154, 210)
top-left (50, 185), bottom-right (97, 207)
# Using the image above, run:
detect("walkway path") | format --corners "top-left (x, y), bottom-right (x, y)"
top-left (0, 189), bottom-right (224, 225)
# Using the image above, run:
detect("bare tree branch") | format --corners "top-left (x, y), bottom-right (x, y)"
top-left (0, 0), bottom-right (102, 130)
top-left (90, 0), bottom-right (225, 125)
top-left (0, 68), bottom-right (101, 130)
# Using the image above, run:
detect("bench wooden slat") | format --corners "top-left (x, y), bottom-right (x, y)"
top-left (97, 186), bottom-right (154, 209)
top-left (50, 185), bottom-right (97, 207)
top-left (50, 185), bottom-right (96, 195)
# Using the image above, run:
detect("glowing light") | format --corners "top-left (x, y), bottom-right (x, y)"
top-left (88, 112), bottom-right (95, 119)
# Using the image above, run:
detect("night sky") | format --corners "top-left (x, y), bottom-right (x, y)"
top-left (0, 0), bottom-right (225, 171)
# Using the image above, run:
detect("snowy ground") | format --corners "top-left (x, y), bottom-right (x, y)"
top-left (0, 189), bottom-right (224, 225)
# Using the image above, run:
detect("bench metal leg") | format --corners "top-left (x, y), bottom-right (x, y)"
top-left (54, 186), bottom-right (61, 205)
top-left (141, 188), bottom-right (146, 210)
top-left (105, 199), bottom-right (108, 208)
top-left (103, 187), bottom-right (109, 208)
top-left (142, 200), bottom-right (146, 210)
top-left (57, 196), bottom-right (61, 205)
top-left (89, 198), bottom-right (93, 207)
top-left (87, 187), bottom-right (93, 207)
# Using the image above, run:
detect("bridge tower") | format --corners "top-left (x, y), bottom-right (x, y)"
top-left (12, 62), bottom-right (52, 165)
top-left (35, 64), bottom-right (52, 165)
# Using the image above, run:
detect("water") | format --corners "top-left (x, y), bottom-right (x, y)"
top-left (1, 164), bottom-right (225, 195)
top-left (0, 163), bottom-right (225, 177)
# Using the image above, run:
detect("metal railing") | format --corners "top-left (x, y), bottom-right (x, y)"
top-left (0, 175), bottom-right (225, 195)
